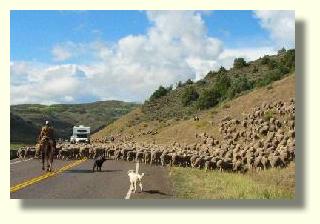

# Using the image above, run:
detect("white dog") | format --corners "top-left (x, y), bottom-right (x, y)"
top-left (128, 170), bottom-right (144, 193)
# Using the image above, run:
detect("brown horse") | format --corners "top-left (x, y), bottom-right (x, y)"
top-left (39, 138), bottom-right (55, 172)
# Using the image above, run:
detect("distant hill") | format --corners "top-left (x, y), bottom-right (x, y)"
top-left (93, 49), bottom-right (295, 144)
top-left (10, 101), bottom-right (138, 143)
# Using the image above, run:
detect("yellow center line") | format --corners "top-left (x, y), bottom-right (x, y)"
top-left (10, 159), bottom-right (87, 193)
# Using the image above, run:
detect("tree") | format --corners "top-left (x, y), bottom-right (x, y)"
top-left (196, 87), bottom-right (221, 110)
top-left (205, 70), bottom-right (216, 79)
top-left (278, 47), bottom-right (286, 54)
top-left (214, 72), bottom-right (231, 99)
top-left (281, 49), bottom-right (295, 70)
top-left (218, 66), bottom-right (227, 74)
top-left (149, 86), bottom-right (170, 101)
top-left (176, 81), bottom-right (183, 88)
top-left (196, 79), bottom-right (207, 85)
top-left (181, 86), bottom-right (199, 106)
top-left (227, 76), bottom-right (254, 99)
top-left (261, 55), bottom-right (271, 65)
top-left (185, 79), bottom-right (194, 85)
top-left (233, 58), bottom-right (247, 69)
top-left (256, 70), bottom-right (282, 87)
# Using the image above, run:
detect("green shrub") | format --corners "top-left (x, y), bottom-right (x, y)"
top-left (277, 64), bottom-right (290, 75)
top-left (185, 79), bottom-right (194, 85)
top-left (256, 70), bottom-right (282, 87)
top-left (233, 58), bottom-right (247, 69)
top-left (214, 72), bottom-right (231, 98)
top-left (176, 79), bottom-right (194, 88)
top-left (278, 47), bottom-right (286, 54)
top-left (267, 59), bottom-right (278, 70)
top-left (205, 70), bottom-right (216, 79)
top-left (196, 87), bottom-right (221, 110)
top-left (264, 110), bottom-right (274, 121)
top-left (181, 86), bottom-right (199, 106)
top-left (227, 76), bottom-right (254, 98)
top-left (281, 49), bottom-right (295, 70)
top-left (218, 66), bottom-right (227, 74)
top-left (149, 86), bottom-right (171, 101)
top-left (252, 66), bottom-right (259, 73)
top-left (177, 81), bottom-right (183, 88)
top-left (261, 55), bottom-right (271, 65)
top-left (196, 80), bottom-right (207, 85)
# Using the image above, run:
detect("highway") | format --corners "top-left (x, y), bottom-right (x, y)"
top-left (10, 158), bottom-right (174, 199)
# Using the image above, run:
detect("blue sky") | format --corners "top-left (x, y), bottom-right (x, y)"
top-left (11, 10), bottom-right (272, 63)
top-left (10, 10), bottom-right (295, 105)
top-left (11, 11), bottom-right (150, 63)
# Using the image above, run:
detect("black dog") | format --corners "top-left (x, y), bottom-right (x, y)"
top-left (93, 156), bottom-right (107, 172)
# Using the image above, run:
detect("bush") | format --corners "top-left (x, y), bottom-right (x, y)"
top-left (256, 70), bottom-right (282, 87)
top-left (196, 79), bottom-right (207, 85)
top-left (214, 72), bottom-right (231, 99)
top-left (177, 81), bottom-right (183, 88)
top-left (267, 59), bottom-right (278, 70)
top-left (181, 86), bottom-right (199, 106)
top-left (227, 76), bottom-right (254, 98)
top-left (185, 79), bottom-right (194, 85)
top-left (252, 66), bottom-right (259, 73)
top-left (281, 49), bottom-right (295, 70)
top-left (218, 66), bottom-right (227, 74)
top-left (149, 86), bottom-right (171, 101)
top-left (196, 87), bottom-right (221, 110)
top-left (205, 70), bottom-right (216, 79)
top-left (261, 55), bottom-right (271, 65)
top-left (233, 58), bottom-right (247, 69)
top-left (176, 79), bottom-right (193, 88)
top-left (278, 47), bottom-right (286, 54)
top-left (263, 110), bottom-right (274, 121)
top-left (277, 64), bottom-right (290, 75)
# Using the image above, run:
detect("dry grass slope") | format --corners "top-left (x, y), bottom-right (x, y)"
top-left (93, 74), bottom-right (295, 145)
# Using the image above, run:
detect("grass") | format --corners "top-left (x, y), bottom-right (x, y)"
top-left (10, 143), bottom-right (28, 150)
top-left (263, 109), bottom-right (275, 121)
top-left (169, 163), bottom-right (295, 199)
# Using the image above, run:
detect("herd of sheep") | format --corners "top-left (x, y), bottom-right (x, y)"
top-left (15, 99), bottom-right (295, 173)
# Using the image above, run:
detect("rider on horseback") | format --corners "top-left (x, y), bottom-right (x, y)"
top-left (38, 121), bottom-right (55, 171)
top-left (39, 120), bottom-right (54, 146)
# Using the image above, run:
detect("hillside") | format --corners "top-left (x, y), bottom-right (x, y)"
top-left (140, 49), bottom-right (294, 122)
top-left (10, 101), bottom-right (138, 143)
top-left (93, 74), bottom-right (295, 144)
top-left (93, 49), bottom-right (295, 144)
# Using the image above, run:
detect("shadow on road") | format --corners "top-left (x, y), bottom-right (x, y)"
top-left (63, 169), bottom-right (122, 174)
top-left (143, 190), bottom-right (170, 196)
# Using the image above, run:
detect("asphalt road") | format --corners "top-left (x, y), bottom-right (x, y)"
top-left (10, 158), bottom-right (174, 199)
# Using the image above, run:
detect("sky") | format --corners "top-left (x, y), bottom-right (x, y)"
top-left (10, 10), bottom-right (295, 105)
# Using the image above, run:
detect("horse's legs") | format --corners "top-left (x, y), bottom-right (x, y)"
top-left (46, 147), bottom-right (50, 172)
top-left (41, 145), bottom-right (45, 171)
top-left (47, 141), bottom-right (54, 172)
top-left (49, 149), bottom-right (54, 172)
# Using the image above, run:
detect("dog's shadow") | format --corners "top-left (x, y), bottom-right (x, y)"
top-left (142, 190), bottom-right (169, 196)
top-left (64, 169), bottom-right (122, 174)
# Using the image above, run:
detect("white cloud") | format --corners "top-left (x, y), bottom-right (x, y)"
top-left (254, 10), bottom-right (295, 48)
top-left (51, 44), bottom-right (72, 61)
top-left (10, 62), bottom-right (89, 105)
top-left (12, 11), bottom-right (290, 105)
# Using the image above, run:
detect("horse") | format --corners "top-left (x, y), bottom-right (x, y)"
top-left (39, 137), bottom-right (55, 172)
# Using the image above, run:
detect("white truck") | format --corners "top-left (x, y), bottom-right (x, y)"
top-left (70, 125), bottom-right (90, 144)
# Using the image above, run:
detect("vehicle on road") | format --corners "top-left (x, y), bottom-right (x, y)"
top-left (70, 125), bottom-right (90, 143)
